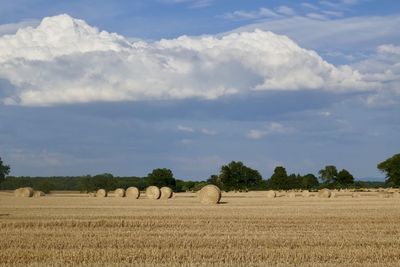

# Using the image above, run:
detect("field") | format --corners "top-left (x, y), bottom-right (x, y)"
top-left (1, 191), bottom-right (400, 266)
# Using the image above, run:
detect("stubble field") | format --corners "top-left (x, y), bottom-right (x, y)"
top-left (1, 191), bottom-right (400, 266)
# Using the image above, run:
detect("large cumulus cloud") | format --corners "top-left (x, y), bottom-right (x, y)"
top-left (0, 14), bottom-right (374, 106)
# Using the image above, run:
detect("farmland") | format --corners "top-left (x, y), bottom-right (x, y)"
top-left (1, 191), bottom-right (400, 266)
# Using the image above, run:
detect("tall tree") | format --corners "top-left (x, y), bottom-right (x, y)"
top-left (301, 173), bottom-right (319, 189)
top-left (336, 169), bottom-right (354, 185)
top-left (218, 161), bottom-right (262, 191)
top-left (378, 153), bottom-right (400, 186)
top-left (0, 157), bottom-right (10, 184)
top-left (318, 165), bottom-right (338, 183)
top-left (268, 166), bottom-right (289, 190)
top-left (147, 168), bottom-right (176, 188)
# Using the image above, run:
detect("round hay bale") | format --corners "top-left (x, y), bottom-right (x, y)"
top-left (266, 190), bottom-right (276, 199)
top-left (318, 189), bottom-right (331, 198)
top-left (146, 186), bottom-right (161, 200)
top-left (198, 185), bottom-right (221, 205)
top-left (160, 186), bottom-right (173, 199)
top-left (88, 192), bottom-right (96, 197)
top-left (96, 189), bottom-right (107, 197)
top-left (302, 190), bottom-right (310, 198)
top-left (33, 191), bottom-right (45, 197)
top-left (125, 187), bottom-right (140, 199)
top-left (114, 188), bottom-right (125, 198)
top-left (14, 187), bottom-right (34, 197)
top-left (352, 192), bottom-right (361, 198)
top-left (288, 192), bottom-right (296, 198)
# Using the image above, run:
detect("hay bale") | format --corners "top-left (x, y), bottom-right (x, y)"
top-left (266, 190), bottom-right (276, 199)
top-left (352, 192), bottom-right (361, 198)
top-left (198, 185), bottom-right (221, 205)
top-left (125, 187), bottom-right (140, 199)
top-left (302, 190), bottom-right (310, 197)
top-left (96, 189), bottom-right (107, 197)
top-left (288, 192), bottom-right (296, 198)
top-left (114, 188), bottom-right (125, 198)
top-left (318, 189), bottom-right (331, 198)
top-left (33, 191), bottom-right (45, 197)
top-left (160, 186), bottom-right (173, 199)
top-left (14, 187), bottom-right (34, 197)
top-left (146, 186), bottom-right (161, 200)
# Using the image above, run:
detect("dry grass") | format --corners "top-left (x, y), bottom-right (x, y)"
top-left (1, 191), bottom-right (400, 266)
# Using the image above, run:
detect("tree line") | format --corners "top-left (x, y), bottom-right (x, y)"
top-left (0, 153), bottom-right (399, 193)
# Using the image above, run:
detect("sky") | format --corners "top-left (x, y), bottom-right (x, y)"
top-left (0, 0), bottom-right (399, 180)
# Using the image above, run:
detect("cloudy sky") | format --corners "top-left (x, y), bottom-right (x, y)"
top-left (0, 0), bottom-right (399, 180)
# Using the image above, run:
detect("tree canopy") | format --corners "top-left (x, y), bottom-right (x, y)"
top-left (208, 161), bottom-right (262, 191)
top-left (0, 157), bottom-right (10, 184)
top-left (378, 153), bottom-right (400, 186)
top-left (146, 168), bottom-right (176, 188)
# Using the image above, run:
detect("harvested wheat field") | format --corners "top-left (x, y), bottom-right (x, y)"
top-left (1, 191), bottom-right (400, 266)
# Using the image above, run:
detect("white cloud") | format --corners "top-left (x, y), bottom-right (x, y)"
top-left (220, 8), bottom-right (279, 20)
top-left (0, 14), bottom-right (378, 106)
top-left (352, 44), bottom-right (400, 107)
top-left (247, 122), bottom-right (293, 140)
top-left (160, 0), bottom-right (212, 8)
top-left (276, 6), bottom-right (295, 16)
top-left (201, 128), bottom-right (217, 135)
top-left (177, 125), bottom-right (194, 132)
top-left (0, 19), bottom-right (39, 36)
top-left (232, 15), bottom-right (400, 52)
top-left (319, 111), bottom-right (332, 117)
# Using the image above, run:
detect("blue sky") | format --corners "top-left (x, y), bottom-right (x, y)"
top-left (0, 0), bottom-right (399, 180)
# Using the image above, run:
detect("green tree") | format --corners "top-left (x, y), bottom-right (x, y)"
top-left (268, 166), bottom-right (289, 190)
top-left (36, 179), bottom-right (55, 193)
top-left (0, 157), bottom-right (10, 184)
top-left (378, 153), bottom-right (400, 186)
top-left (147, 168), bottom-right (176, 188)
top-left (218, 161), bottom-right (262, 191)
top-left (336, 169), bottom-right (354, 185)
top-left (318, 165), bottom-right (338, 183)
top-left (92, 173), bottom-right (116, 191)
top-left (301, 173), bottom-right (319, 189)
top-left (79, 175), bottom-right (94, 193)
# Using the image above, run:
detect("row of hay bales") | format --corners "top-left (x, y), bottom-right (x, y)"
top-left (265, 189), bottom-right (400, 199)
top-left (94, 186), bottom-right (174, 200)
top-left (14, 187), bottom-right (45, 197)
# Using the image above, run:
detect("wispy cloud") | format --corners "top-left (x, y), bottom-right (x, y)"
top-left (160, 0), bottom-right (212, 8)
top-left (201, 128), bottom-right (217, 135)
top-left (247, 122), bottom-right (293, 140)
top-left (177, 125), bottom-right (194, 132)
top-left (220, 7), bottom-right (279, 20)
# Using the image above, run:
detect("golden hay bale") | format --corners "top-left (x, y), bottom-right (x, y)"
top-left (266, 190), bottom-right (276, 199)
top-left (14, 187), bottom-right (34, 197)
top-left (198, 185), bottom-right (221, 205)
top-left (288, 192), bottom-right (296, 198)
top-left (318, 189), bottom-right (331, 198)
top-left (160, 187), bottom-right (173, 199)
top-left (33, 191), bottom-right (45, 197)
top-left (114, 188), bottom-right (125, 197)
top-left (125, 187), bottom-right (140, 199)
top-left (146, 186), bottom-right (161, 200)
top-left (352, 192), bottom-right (361, 198)
top-left (96, 189), bottom-right (107, 197)
top-left (302, 190), bottom-right (310, 197)
top-left (88, 192), bottom-right (96, 197)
